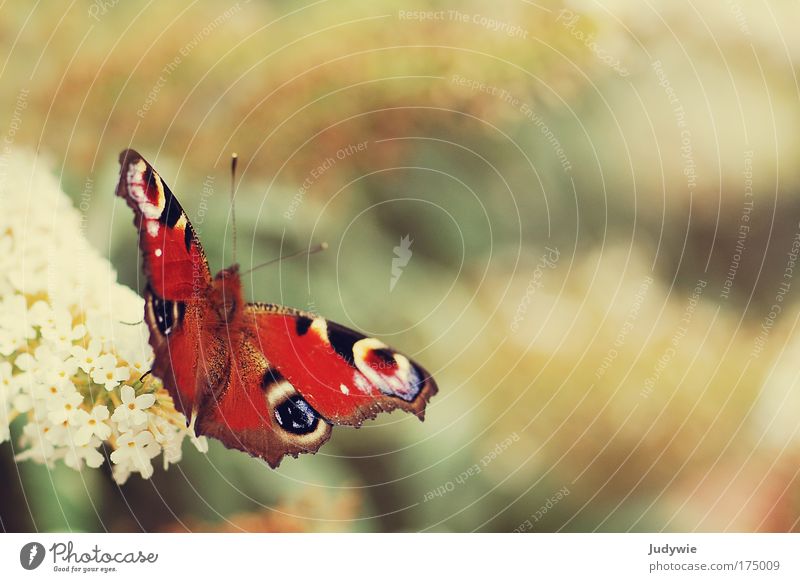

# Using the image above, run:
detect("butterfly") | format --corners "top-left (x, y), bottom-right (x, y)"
top-left (115, 149), bottom-right (438, 467)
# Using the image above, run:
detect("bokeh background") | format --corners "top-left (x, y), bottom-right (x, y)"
top-left (3, 0), bottom-right (800, 532)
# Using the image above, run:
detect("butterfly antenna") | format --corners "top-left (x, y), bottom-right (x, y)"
top-left (241, 242), bottom-right (329, 276)
top-left (230, 152), bottom-right (239, 265)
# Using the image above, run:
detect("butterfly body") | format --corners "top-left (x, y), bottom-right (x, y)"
top-left (116, 150), bottom-right (437, 467)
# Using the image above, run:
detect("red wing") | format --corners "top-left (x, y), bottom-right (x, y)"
top-left (195, 333), bottom-right (332, 468)
top-left (116, 149), bottom-right (212, 301)
top-left (117, 149), bottom-right (215, 417)
top-left (244, 304), bottom-right (438, 426)
top-left (143, 290), bottom-right (207, 418)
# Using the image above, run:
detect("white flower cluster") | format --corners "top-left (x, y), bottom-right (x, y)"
top-left (0, 151), bottom-right (207, 483)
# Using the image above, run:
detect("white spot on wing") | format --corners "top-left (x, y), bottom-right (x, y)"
top-left (154, 248), bottom-right (162, 257)
top-left (127, 162), bottom-right (147, 204)
top-left (310, 318), bottom-right (329, 343)
top-left (353, 338), bottom-right (416, 399)
top-left (339, 384), bottom-right (350, 395)
top-left (146, 221), bottom-right (159, 237)
top-left (354, 373), bottom-right (373, 394)
top-left (353, 338), bottom-right (387, 364)
top-left (126, 160), bottom-right (164, 220)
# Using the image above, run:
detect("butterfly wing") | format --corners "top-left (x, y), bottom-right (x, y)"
top-left (194, 332), bottom-right (333, 468)
top-left (244, 304), bottom-right (438, 426)
top-left (192, 303), bottom-right (436, 467)
top-left (116, 149), bottom-right (212, 301)
top-left (116, 149), bottom-right (215, 417)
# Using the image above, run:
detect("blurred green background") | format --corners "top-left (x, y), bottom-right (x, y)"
top-left (3, 0), bottom-right (800, 532)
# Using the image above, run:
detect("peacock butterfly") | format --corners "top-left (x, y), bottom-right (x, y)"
top-left (115, 149), bottom-right (437, 467)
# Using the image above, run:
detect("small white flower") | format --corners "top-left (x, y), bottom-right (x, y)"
top-left (27, 300), bottom-right (55, 329)
top-left (41, 357), bottom-right (78, 390)
top-left (29, 344), bottom-right (70, 379)
top-left (90, 354), bottom-right (130, 390)
top-left (110, 430), bottom-right (160, 479)
top-left (189, 432), bottom-right (209, 454)
top-left (43, 419), bottom-right (72, 447)
top-left (69, 339), bottom-right (103, 374)
top-left (84, 310), bottom-right (116, 350)
top-left (10, 377), bottom-right (36, 414)
top-left (73, 405), bottom-right (111, 446)
top-left (46, 389), bottom-right (84, 426)
top-left (14, 346), bottom-right (73, 404)
top-left (0, 361), bottom-right (14, 396)
top-left (119, 337), bottom-right (153, 381)
top-left (0, 362), bottom-right (14, 441)
top-left (14, 352), bottom-right (36, 373)
top-left (15, 422), bottom-right (58, 466)
top-left (0, 399), bottom-right (12, 444)
top-left (0, 409), bottom-right (11, 442)
top-left (12, 353), bottom-right (43, 412)
top-left (64, 438), bottom-right (105, 470)
top-left (0, 235), bottom-right (13, 296)
top-left (40, 309), bottom-right (86, 354)
top-left (157, 424), bottom-right (184, 469)
top-left (112, 462), bottom-right (132, 485)
top-left (34, 379), bottom-right (72, 403)
top-left (111, 385), bottom-right (155, 428)
top-left (0, 295), bottom-right (35, 356)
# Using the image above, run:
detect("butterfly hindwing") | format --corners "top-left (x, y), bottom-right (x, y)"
top-left (244, 304), bottom-right (438, 427)
top-left (190, 303), bottom-right (436, 467)
top-left (143, 284), bottom-right (247, 421)
top-left (194, 334), bottom-right (332, 468)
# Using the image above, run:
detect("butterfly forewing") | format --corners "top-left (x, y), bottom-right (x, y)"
top-left (116, 149), bottom-right (212, 301)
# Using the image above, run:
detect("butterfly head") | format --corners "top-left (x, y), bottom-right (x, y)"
top-left (216, 263), bottom-right (240, 279)
top-left (213, 264), bottom-right (242, 323)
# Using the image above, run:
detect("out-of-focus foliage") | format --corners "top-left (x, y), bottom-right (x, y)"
top-left (2, 0), bottom-right (800, 532)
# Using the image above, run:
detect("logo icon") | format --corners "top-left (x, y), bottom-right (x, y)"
top-left (390, 235), bottom-right (413, 292)
top-left (20, 542), bottom-right (45, 570)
